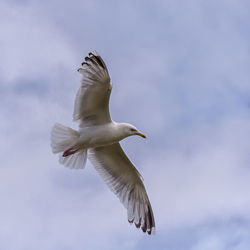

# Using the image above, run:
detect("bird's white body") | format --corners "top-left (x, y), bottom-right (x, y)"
top-left (50, 51), bottom-right (155, 234)
top-left (77, 122), bottom-right (128, 148)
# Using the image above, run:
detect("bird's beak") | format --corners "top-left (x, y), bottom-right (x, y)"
top-left (136, 132), bottom-right (147, 139)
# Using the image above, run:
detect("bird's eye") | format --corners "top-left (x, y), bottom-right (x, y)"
top-left (130, 128), bottom-right (136, 132)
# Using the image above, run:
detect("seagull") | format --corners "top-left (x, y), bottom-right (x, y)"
top-left (50, 51), bottom-right (155, 234)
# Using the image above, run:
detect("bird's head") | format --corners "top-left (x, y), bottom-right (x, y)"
top-left (121, 123), bottom-right (147, 139)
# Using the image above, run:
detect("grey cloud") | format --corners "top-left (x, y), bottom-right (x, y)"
top-left (1, 0), bottom-right (250, 249)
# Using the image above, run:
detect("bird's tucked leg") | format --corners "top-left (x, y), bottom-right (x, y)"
top-left (63, 147), bottom-right (78, 157)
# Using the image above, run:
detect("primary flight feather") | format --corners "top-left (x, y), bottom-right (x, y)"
top-left (50, 51), bottom-right (155, 234)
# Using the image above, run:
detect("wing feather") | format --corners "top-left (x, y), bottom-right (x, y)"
top-left (88, 143), bottom-right (155, 234)
top-left (74, 51), bottom-right (112, 127)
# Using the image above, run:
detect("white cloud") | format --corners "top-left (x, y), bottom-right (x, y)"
top-left (144, 115), bottom-right (250, 230)
top-left (1, 0), bottom-right (250, 249)
top-left (0, 1), bottom-right (76, 84)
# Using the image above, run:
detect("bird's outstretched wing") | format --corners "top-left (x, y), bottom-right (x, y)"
top-left (88, 143), bottom-right (155, 234)
top-left (74, 51), bottom-right (112, 127)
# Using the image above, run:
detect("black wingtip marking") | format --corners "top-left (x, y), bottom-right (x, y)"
top-left (146, 204), bottom-right (155, 235)
top-left (94, 55), bottom-right (105, 69)
top-left (81, 62), bottom-right (89, 66)
top-left (148, 205), bottom-right (153, 228)
top-left (138, 204), bottom-right (155, 235)
top-left (135, 219), bottom-right (141, 228)
top-left (85, 51), bottom-right (106, 69)
top-left (128, 219), bottom-right (134, 224)
top-left (84, 54), bottom-right (99, 66)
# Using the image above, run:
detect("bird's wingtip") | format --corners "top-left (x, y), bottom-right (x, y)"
top-left (92, 50), bottom-right (99, 56)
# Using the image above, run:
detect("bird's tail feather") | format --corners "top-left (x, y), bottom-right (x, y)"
top-left (51, 123), bottom-right (79, 154)
top-left (59, 149), bottom-right (87, 169)
top-left (50, 123), bottom-right (87, 169)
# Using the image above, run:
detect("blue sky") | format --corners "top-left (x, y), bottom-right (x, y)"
top-left (1, 0), bottom-right (250, 249)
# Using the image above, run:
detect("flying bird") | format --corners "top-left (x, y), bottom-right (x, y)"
top-left (50, 51), bottom-right (155, 234)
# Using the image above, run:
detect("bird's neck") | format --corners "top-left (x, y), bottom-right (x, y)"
top-left (112, 122), bottom-right (128, 140)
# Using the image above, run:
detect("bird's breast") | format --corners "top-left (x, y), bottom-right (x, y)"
top-left (78, 123), bottom-right (121, 148)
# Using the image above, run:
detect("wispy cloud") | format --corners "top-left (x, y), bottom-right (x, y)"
top-left (1, 0), bottom-right (250, 249)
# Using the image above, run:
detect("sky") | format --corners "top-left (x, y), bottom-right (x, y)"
top-left (1, 0), bottom-right (250, 249)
